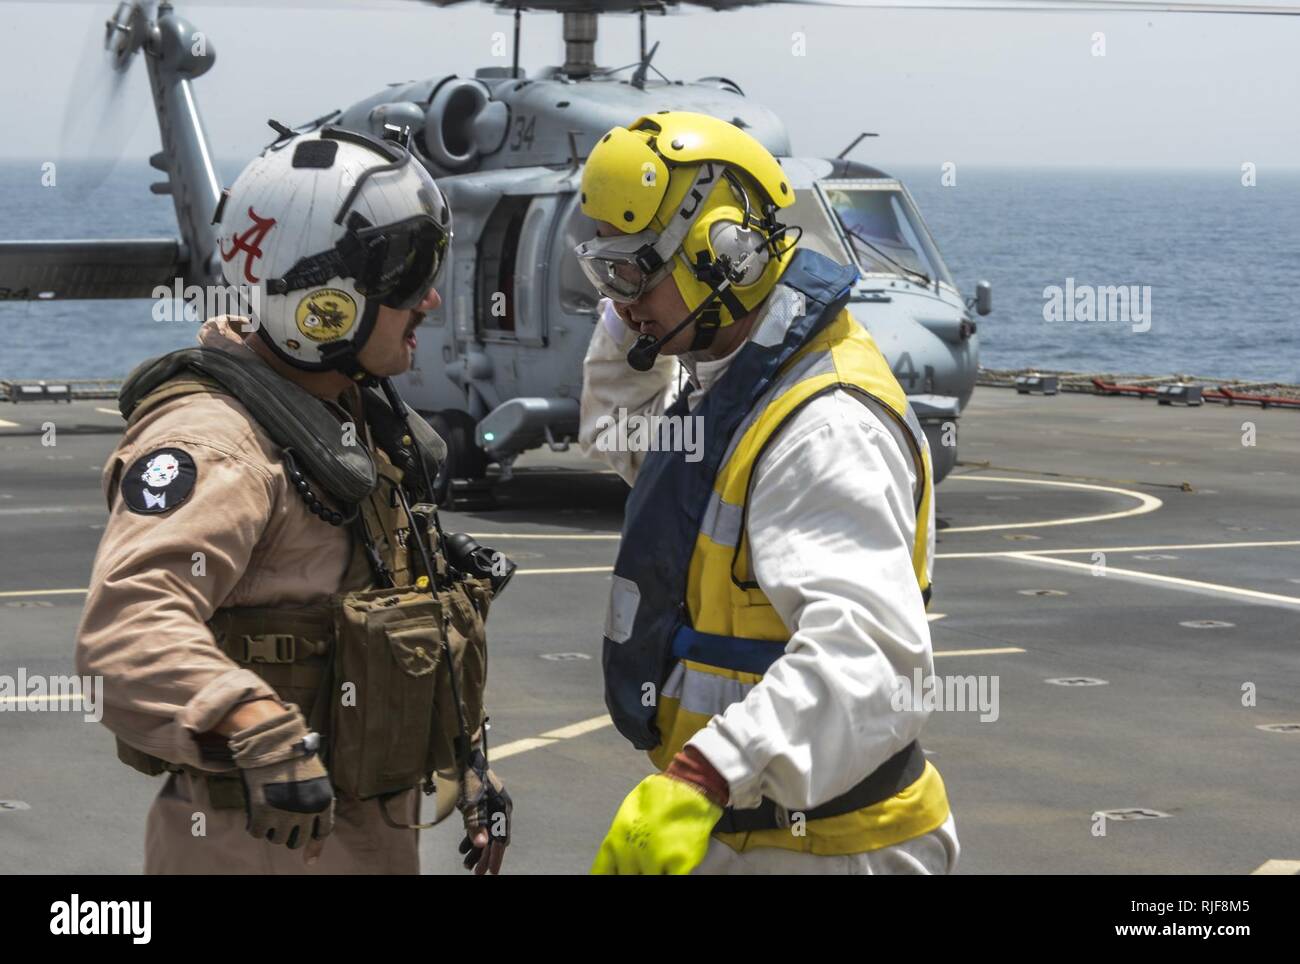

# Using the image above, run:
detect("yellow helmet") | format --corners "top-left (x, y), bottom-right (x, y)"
top-left (575, 111), bottom-right (797, 336)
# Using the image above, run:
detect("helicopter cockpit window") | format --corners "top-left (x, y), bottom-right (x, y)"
top-left (818, 181), bottom-right (955, 290)
top-left (477, 195), bottom-right (531, 336)
top-left (780, 189), bottom-right (857, 266)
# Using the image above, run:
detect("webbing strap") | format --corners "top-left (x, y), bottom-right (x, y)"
top-left (714, 740), bottom-right (926, 833)
top-left (669, 624), bottom-right (783, 676)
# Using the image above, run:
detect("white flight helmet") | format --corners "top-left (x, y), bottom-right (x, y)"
top-left (216, 124), bottom-right (451, 376)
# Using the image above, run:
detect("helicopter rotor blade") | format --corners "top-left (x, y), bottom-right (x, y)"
top-left (56, 2), bottom-right (155, 200)
top-left (768, 0), bottom-right (1300, 14)
top-left (0, 0), bottom-right (415, 6)
top-left (405, 0), bottom-right (1300, 16)
top-left (9, 0), bottom-right (1297, 13)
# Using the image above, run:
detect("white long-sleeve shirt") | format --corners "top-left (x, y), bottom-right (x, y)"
top-left (579, 296), bottom-right (937, 813)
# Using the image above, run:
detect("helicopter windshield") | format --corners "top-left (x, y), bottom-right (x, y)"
top-left (817, 181), bottom-right (954, 289)
top-left (780, 188), bottom-right (857, 267)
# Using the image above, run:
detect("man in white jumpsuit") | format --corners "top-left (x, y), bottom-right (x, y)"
top-left (574, 111), bottom-right (959, 875)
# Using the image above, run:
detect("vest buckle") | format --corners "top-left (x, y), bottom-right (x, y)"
top-left (240, 633), bottom-right (297, 664)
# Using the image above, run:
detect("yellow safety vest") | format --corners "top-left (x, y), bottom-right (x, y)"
top-left (652, 303), bottom-right (948, 855)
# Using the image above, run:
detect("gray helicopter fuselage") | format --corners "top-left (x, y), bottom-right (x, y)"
top-left (0, 0), bottom-right (978, 487)
top-left (331, 69), bottom-right (978, 481)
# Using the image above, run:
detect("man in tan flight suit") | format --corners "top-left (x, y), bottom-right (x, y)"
top-left (75, 125), bottom-right (511, 874)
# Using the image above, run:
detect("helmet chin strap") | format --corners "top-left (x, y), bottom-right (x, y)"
top-left (318, 336), bottom-right (377, 384)
top-left (687, 301), bottom-right (723, 352)
top-left (690, 248), bottom-right (752, 328)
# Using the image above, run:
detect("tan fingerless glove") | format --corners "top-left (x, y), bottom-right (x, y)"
top-left (228, 702), bottom-right (335, 850)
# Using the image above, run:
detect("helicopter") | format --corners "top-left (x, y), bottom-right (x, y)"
top-left (2, 0), bottom-right (1294, 502)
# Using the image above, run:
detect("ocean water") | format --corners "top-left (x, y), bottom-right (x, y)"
top-left (898, 165), bottom-right (1300, 384)
top-left (2, 160), bottom-right (1297, 382)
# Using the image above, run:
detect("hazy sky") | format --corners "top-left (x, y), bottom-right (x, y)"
top-left (2, 0), bottom-right (1298, 171)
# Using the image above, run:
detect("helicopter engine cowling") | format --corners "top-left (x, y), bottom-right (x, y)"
top-left (367, 101), bottom-right (426, 143)
top-left (423, 78), bottom-right (496, 171)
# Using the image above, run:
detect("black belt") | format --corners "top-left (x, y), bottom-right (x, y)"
top-left (714, 740), bottom-right (925, 834)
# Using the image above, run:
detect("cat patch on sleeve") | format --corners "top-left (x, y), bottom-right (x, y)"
top-left (121, 447), bottom-right (197, 514)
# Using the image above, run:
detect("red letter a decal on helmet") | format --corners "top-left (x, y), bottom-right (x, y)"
top-left (219, 207), bottom-right (278, 284)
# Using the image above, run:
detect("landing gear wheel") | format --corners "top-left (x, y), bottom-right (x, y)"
top-left (430, 409), bottom-right (491, 507)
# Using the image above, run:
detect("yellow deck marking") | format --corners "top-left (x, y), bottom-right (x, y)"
top-left (934, 647), bottom-right (1025, 657)
top-left (0, 418), bottom-right (19, 428)
top-left (468, 533), bottom-right (619, 540)
top-left (517, 566), bottom-right (613, 575)
top-left (944, 476), bottom-right (1162, 533)
top-left (0, 588), bottom-right (88, 599)
top-left (0, 694), bottom-right (89, 707)
top-left (94, 407), bottom-right (119, 416)
top-left (539, 715), bottom-right (614, 740)
top-left (1251, 860), bottom-right (1300, 875)
top-left (488, 737), bottom-right (558, 761)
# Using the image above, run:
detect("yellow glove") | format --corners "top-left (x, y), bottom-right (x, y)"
top-left (590, 773), bottom-right (724, 875)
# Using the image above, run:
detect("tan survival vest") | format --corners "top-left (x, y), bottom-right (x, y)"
top-left (114, 376), bottom-right (493, 816)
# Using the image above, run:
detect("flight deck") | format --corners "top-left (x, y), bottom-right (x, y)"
top-left (1, 385), bottom-right (1296, 874)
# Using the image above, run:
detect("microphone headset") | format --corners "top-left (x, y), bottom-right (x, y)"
top-left (625, 233), bottom-right (766, 373)
top-left (627, 274), bottom-right (736, 371)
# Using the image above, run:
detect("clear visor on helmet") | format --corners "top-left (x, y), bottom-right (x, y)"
top-left (574, 229), bottom-right (672, 304)
top-left (349, 214), bottom-right (450, 310)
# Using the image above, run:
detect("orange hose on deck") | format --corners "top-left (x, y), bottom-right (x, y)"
top-left (1091, 378), bottom-right (1300, 409)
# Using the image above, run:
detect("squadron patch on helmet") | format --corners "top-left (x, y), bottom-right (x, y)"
top-left (121, 448), bottom-right (197, 515)
top-left (296, 288), bottom-right (357, 342)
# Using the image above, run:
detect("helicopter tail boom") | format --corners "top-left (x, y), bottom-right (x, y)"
top-left (1, 3), bottom-right (223, 304)
top-left (0, 239), bottom-right (185, 301)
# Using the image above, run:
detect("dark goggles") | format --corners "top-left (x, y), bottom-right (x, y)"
top-left (268, 213), bottom-right (448, 311)
top-left (348, 214), bottom-right (449, 310)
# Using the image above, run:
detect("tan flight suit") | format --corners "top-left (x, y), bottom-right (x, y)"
top-left (75, 316), bottom-right (422, 874)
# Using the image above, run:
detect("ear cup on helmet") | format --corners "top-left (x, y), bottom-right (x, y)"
top-left (708, 219), bottom-right (769, 287)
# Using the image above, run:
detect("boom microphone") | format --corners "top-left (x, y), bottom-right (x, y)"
top-left (625, 264), bottom-right (746, 372)
top-left (627, 308), bottom-right (700, 372)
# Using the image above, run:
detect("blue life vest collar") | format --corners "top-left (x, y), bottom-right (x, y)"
top-left (602, 248), bottom-right (859, 749)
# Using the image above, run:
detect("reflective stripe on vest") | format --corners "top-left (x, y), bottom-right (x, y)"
top-left (602, 247), bottom-right (947, 855)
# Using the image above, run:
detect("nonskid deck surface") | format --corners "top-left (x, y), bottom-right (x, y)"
top-left (1, 387), bottom-right (1296, 874)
